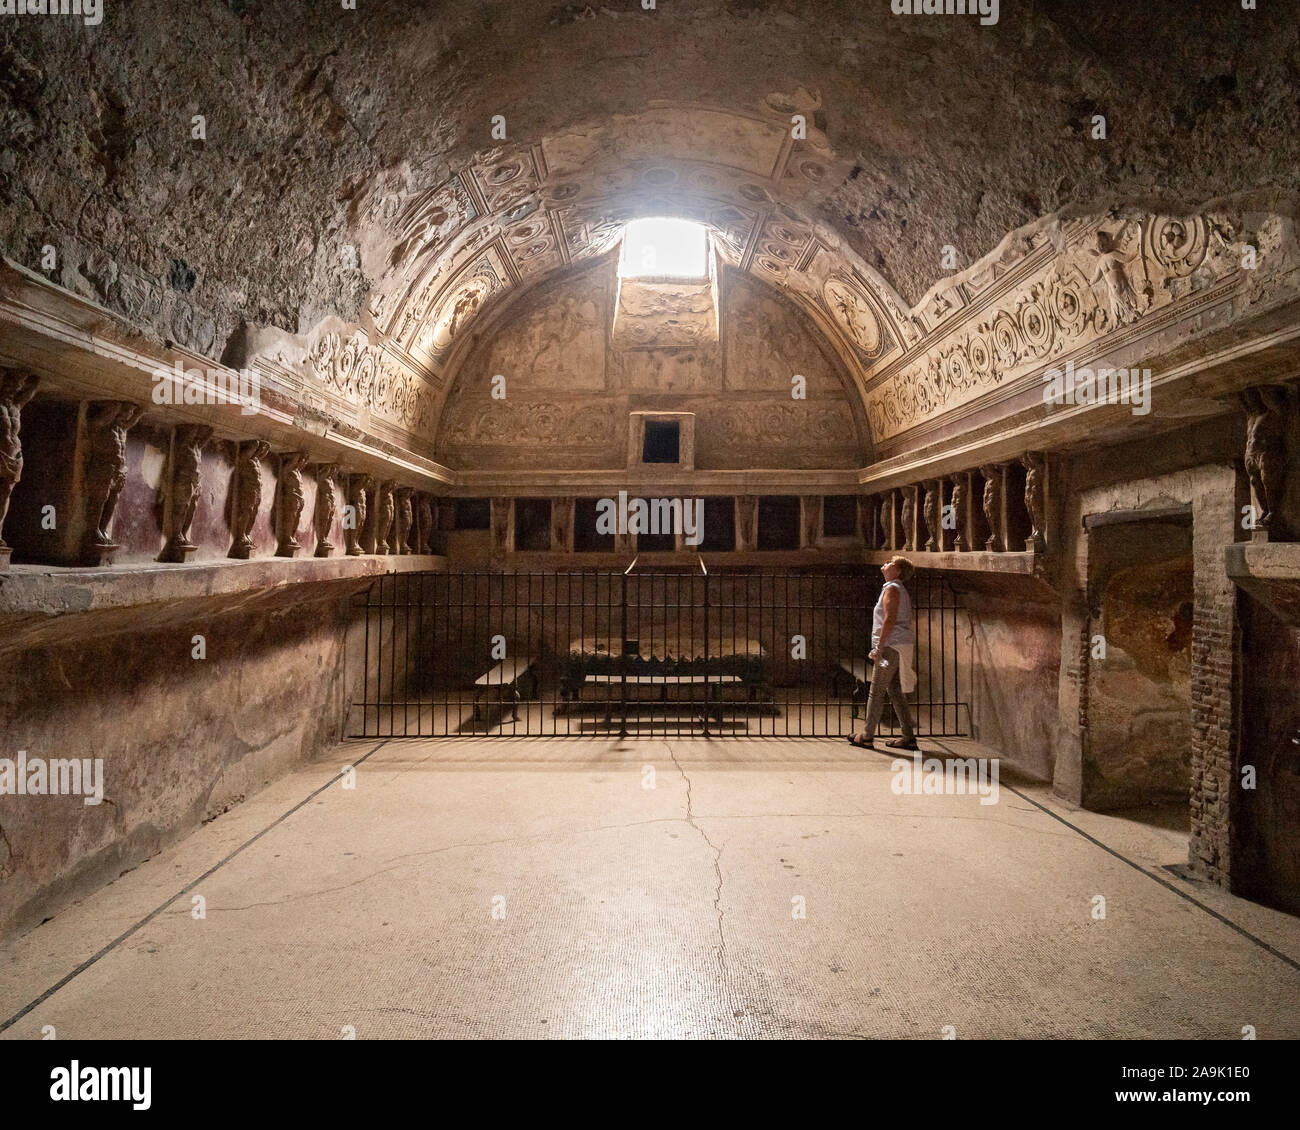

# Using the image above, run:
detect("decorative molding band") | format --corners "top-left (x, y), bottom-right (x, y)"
top-left (862, 208), bottom-right (1296, 443)
top-left (0, 259), bottom-right (456, 492)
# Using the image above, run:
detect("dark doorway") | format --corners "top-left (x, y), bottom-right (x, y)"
top-left (1082, 513), bottom-right (1194, 812)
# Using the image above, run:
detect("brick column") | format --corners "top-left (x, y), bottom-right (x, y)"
top-left (1187, 465), bottom-right (1248, 885)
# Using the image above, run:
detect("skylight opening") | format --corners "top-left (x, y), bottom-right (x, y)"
top-left (618, 217), bottom-right (708, 280)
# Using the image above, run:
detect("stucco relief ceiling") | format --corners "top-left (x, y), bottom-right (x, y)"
top-left (353, 99), bottom-right (918, 401)
top-left (7, 0), bottom-right (1294, 465)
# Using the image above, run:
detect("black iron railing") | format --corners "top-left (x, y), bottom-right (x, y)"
top-left (347, 567), bottom-right (970, 739)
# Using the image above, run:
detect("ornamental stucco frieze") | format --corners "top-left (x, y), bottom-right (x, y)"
top-left (864, 212), bottom-right (1264, 442)
top-left (306, 329), bottom-right (438, 437)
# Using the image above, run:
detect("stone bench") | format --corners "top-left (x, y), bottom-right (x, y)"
top-left (582, 673), bottom-right (742, 723)
top-left (468, 657), bottom-right (538, 729)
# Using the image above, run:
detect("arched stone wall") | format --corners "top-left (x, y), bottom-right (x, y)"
top-left (435, 258), bottom-right (868, 471)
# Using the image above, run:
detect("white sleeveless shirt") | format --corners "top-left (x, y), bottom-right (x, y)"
top-left (872, 580), bottom-right (914, 648)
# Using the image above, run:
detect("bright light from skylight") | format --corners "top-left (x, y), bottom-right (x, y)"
top-left (619, 217), bottom-right (708, 279)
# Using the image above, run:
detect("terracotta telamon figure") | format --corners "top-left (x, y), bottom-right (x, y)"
top-left (802, 497), bottom-right (821, 549)
top-left (859, 496), bottom-right (878, 551)
top-left (160, 423), bottom-right (213, 561)
top-left (879, 491), bottom-right (895, 550)
top-left (923, 481), bottom-right (940, 552)
top-left (551, 496), bottom-right (573, 553)
top-left (417, 494), bottom-right (434, 554)
top-left (376, 480), bottom-right (395, 554)
top-left (1021, 452), bottom-right (1047, 552)
top-left (275, 452), bottom-right (308, 557)
top-left (0, 369), bottom-right (39, 553)
top-left (393, 486), bottom-right (413, 555)
top-left (313, 463), bottom-right (338, 557)
top-left (345, 473), bottom-right (371, 555)
top-left (86, 400), bottom-right (145, 549)
top-left (950, 474), bottom-right (968, 551)
top-left (490, 496), bottom-right (511, 553)
top-left (980, 463), bottom-right (1005, 552)
top-left (1241, 386), bottom-right (1290, 532)
top-left (900, 485), bottom-right (917, 552)
top-left (229, 439), bottom-right (270, 558)
top-left (736, 495), bottom-right (758, 550)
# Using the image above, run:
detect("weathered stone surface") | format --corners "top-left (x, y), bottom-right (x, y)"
top-left (0, 552), bottom-right (446, 656)
top-left (5, 1), bottom-right (1296, 343)
top-left (0, 573), bottom-right (405, 941)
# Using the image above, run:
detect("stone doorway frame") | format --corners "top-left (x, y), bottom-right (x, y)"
top-left (1057, 463), bottom-right (1248, 888)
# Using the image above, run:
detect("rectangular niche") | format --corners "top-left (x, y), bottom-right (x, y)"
top-left (699, 497), bottom-right (735, 552)
top-left (758, 496), bottom-right (801, 551)
top-left (643, 419), bottom-right (680, 464)
top-left (822, 495), bottom-right (859, 539)
top-left (574, 497), bottom-right (615, 552)
top-left (514, 498), bottom-right (552, 551)
top-left (454, 498), bottom-right (492, 529)
top-left (1002, 461), bottom-right (1032, 552)
top-left (628, 411), bottom-right (694, 471)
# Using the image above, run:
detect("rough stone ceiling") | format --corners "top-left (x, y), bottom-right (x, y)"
top-left (2, 0), bottom-right (1297, 380)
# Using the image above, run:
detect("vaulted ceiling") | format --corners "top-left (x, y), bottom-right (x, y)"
top-left (2, 0), bottom-right (1297, 449)
top-left (360, 99), bottom-right (911, 395)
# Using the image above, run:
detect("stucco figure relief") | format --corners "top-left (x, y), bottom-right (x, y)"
top-left (394, 487), bottom-right (414, 555)
top-left (160, 424), bottom-right (213, 563)
top-left (866, 212), bottom-right (1246, 442)
top-left (1021, 451), bottom-right (1047, 552)
top-left (823, 276), bottom-right (882, 359)
top-left (980, 464), bottom-right (1005, 552)
top-left (879, 490), bottom-right (895, 550)
top-left (1242, 385), bottom-right (1292, 536)
top-left (0, 369), bottom-right (38, 563)
top-left (229, 439), bottom-right (270, 559)
top-left (417, 493), bottom-right (435, 554)
top-left (950, 473), bottom-right (968, 551)
top-left (313, 463), bottom-right (338, 557)
top-left (1085, 220), bottom-right (1152, 330)
top-left (735, 495), bottom-right (758, 551)
top-left (923, 481), bottom-right (941, 552)
top-left (86, 401), bottom-right (145, 556)
top-left (900, 485), bottom-right (918, 552)
top-left (275, 452), bottom-right (308, 558)
top-left (346, 473), bottom-right (372, 556)
top-left (376, 480), bottom-right (395, 554)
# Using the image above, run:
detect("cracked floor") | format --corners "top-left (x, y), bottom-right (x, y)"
top-left (2, 737), bottom-right (1299, 1039)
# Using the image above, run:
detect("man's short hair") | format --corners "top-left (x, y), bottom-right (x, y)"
top-left (890, 555), bottom-right (915, 582)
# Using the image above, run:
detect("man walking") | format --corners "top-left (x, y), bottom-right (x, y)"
top-left (849, 555), bottom-right (919, 751)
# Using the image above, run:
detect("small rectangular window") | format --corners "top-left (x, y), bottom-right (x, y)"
top-left (619, 218), bottom-right (708, 280)
top-left (642, 420), bottom-right (680, 464)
